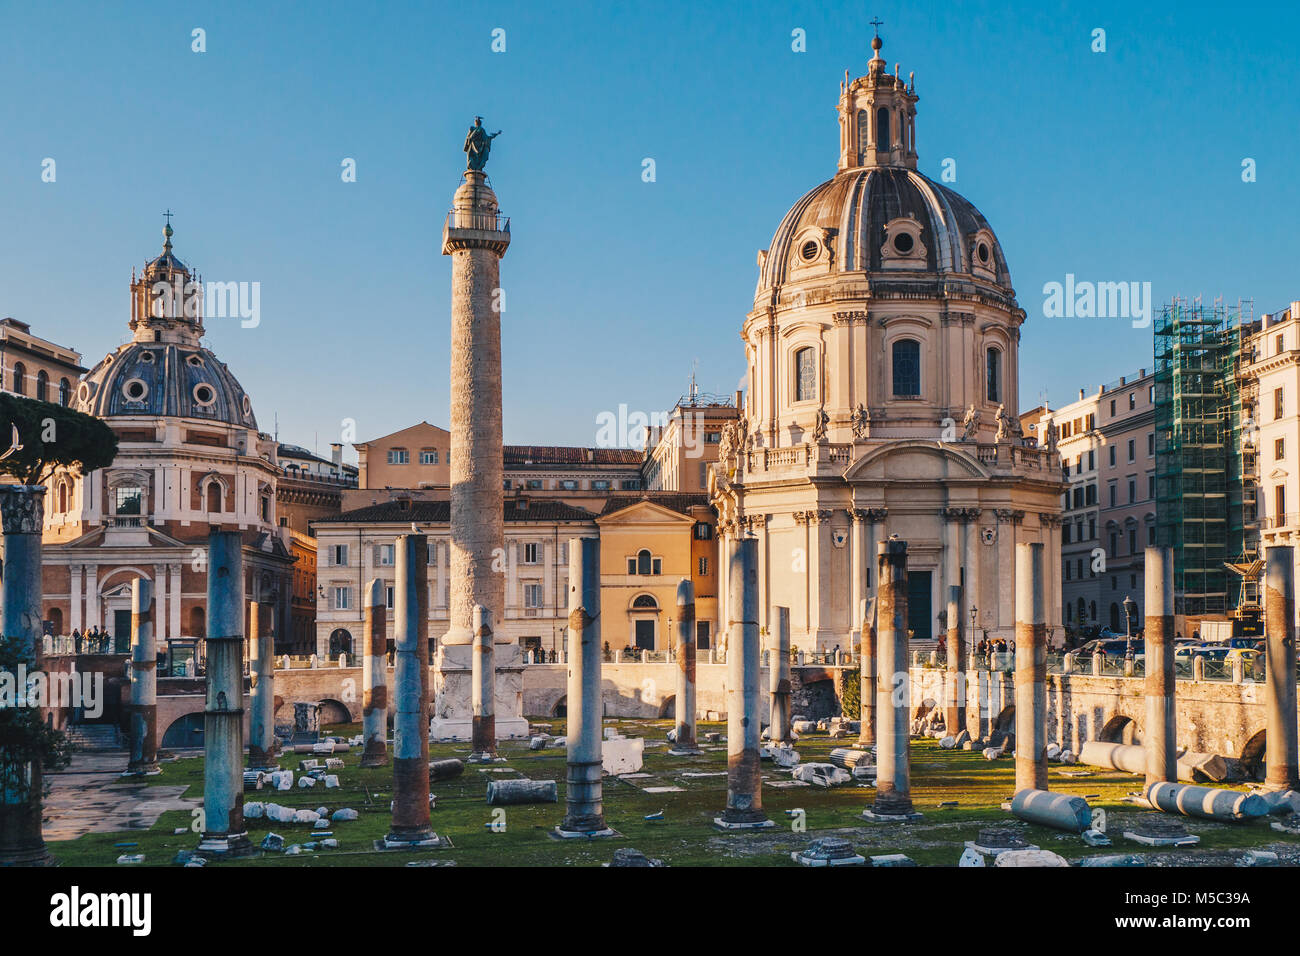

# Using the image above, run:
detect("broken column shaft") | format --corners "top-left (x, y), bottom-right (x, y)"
top-left (198, 530), bottom-right (253, 856)
top-left (1014, 541), bottom-right (1048, 793)
top-left (1144, 546), bottom-right (1176, 787)
top-left (944, 584), bottom-right (964, 736)
top-left (1264, 545), bottom-right (1299, 791)
top-left (386, 533), bottom-right (438, 847)
top-left (361, 578), bottom-right (388, 768)
top-left (558, 537), bottom-right (612, 836)
top-left (126, 576), bottom-right (159, 775)
top-left (870, 538), bottom-right (916, 818)
top-left (673, 578), bottom-right (700, 753)
top-left (857, 596), bottom-right (876, 747)
top-left (718, 535), bottom-right (773, 829)
top-left (470, 604), bottom-right (497, 761)
top-left (248, 596), bottom-right (278, 770)
top-left (769, 605), bottom-right (792, 744)
top-left (0, 485), bottom-right (53, 865)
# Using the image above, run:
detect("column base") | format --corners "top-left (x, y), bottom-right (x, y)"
top-left (359, 748), bottom-right (389, 769)
top-left (552, 825), bottom-right (619, 840)
top-left (196, 832), bottom-right (257, 858)
top-left (467, 751), bottom-right (499, 764)
top-left (430, 715), bottom-right (528, 741)
top-left (860, 808), bottom-right (924, 822)
top-left (377, 831), bottom-right (449, 850)
top-left (713, 815), bottom-right (776, 831)
top-left (122, 764), bottom-right (162, 777)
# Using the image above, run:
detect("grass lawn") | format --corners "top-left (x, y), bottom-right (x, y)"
top-left (47, 720), bottom-right (1299, 867)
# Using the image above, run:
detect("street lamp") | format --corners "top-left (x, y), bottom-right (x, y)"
top-left (1123, 594), bottom-right (1137, 661)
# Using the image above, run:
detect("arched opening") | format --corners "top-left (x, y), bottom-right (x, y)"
top-left (875, 106), bottom-right (890, 148)
top-left (317, 699), bottom-right (352, 727)
top-left (794, 346), bottom-right (816, 402)
top-left (551, 695), bottom-right (567, 718)
top-left (189, 606), bottom-right (205, 639)
top-left (57, 483), bottom-right (68, 513)
top-left (12, 362), bottom-right (26, 395)
top-left (1099, 714), bottom-right (1139, 745)
top-left (636, 549), bottom-right (652, 575)
top-left (659, 695), bottom-right (676, 719)
top-left (329, 628), bottom-right (353, 657)
top-left (36, 369), bottom-right (49, 403)
top-left (986, 347), bottom-right (1002, 403)
top-left (46, 607), bottom-right (64, 636)
top-left (162, 712), bottom-right (205, 749)
top-left (1241, 730), bottom-right (1267, 781)
top-left (206, 482), bottom-right (223, 513)
top-left (891, 339), bottom-right (921, 397)
top-left (59, 377), bottom-right (71, 406)
top-left (1109, 602), bottom-right (1121, 631)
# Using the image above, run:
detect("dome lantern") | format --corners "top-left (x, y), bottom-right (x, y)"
top-left (837, 30), bottom-right (919, 172)
top-left (130, 214), bottom-right (205, 346)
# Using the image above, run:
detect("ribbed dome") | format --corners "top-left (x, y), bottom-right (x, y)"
top-left (757, 166), bottom-right (1012, 294)
top-left (76, 342), bottom-right (257, 429)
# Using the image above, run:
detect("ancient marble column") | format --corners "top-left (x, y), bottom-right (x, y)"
top-left (856, 596), bottom-right (877, 747)
top-left (1264, 546), bottom-right (1299, 792)
top-left (0, 485), bottom-right (53, 865)
top-left (434, 165), bottom-right (526, 740)
top-left (868, 537), bottom-right (917, 819)
top-left (769, 605), bottom-right (792, 744)
top-left (1143, 547), bottom-right (1176, 787)
top-left (360, 578), bottom-right (388, 768)
top-left (672, 578), bottom-right (700, 754)
top-left (198, 530), bottom-right (253, 857)
top-left (126, 576), bottom-right (159, 775)
top-left (558, 537), bottom-right (612, 836)
top-left (1014, 541), bottom-right (1048, 793)
top-left (717, 536), bottom-right (774, 829)
top-left (247, 595), bottom-right (278, 770)
top-left (385, 533), bottom-right (439, 847)
top-left (945, 584), bottom-right (964, 735)
top-left (470, 604), bottom-right (497, 762)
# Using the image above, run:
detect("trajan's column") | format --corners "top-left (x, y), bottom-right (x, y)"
top-left (432, 117), bottom-right (528, 740)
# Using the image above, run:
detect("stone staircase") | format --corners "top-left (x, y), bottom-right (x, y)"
top-left (65, 723), bottom-right (124, 752)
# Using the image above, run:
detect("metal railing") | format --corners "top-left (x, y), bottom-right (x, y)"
top-left (445, 211), bottom-right (510, 233)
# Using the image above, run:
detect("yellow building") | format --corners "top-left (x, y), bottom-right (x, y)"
top-left (596, 495), bottom-right (719, 653)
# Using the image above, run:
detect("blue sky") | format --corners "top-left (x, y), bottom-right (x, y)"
top-left (1, 0), bottom-right (1296, 457)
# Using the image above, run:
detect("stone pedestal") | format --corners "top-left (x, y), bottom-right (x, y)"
top-left (431, 643), bottom-right (529, 740)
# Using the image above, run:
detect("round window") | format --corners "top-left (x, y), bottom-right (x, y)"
top-left (893, 232), bottom-right (915, 254)
top-left (77, 382), bottom-right (91, 404)
top-left (140, 350), bottom-right (155, 364)
top-left (122, 378), bottom-right (148, 402)
top-left (194, 384), bottom-right (216, 406)
top-left (977, 241), bottom-right (990, 264)
top-left (800, 240), bottom-right (820, 261)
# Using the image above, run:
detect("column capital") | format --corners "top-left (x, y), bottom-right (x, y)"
top-left (939, 507), bottom-right (967, 522)
top-left (994, 508), bottom-right (1025, 525)
top-left (794, 509), bottom-right (833, 526)
top-left (1038, 512), bottom-right (1063, 528)
top-left (853, 507), bottom-right (888, 523)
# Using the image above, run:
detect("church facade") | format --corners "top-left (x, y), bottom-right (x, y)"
top-left (40, 223), bottom-right (293, 662)
top-left (711, 36), bottom-right (1064, 651)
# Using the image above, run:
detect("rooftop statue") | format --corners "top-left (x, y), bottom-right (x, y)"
top-left (464, 116), bottom-right (501, 171)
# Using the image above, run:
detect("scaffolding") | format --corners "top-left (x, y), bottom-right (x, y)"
top-left (1154, 298), bottom-right (1257, 616)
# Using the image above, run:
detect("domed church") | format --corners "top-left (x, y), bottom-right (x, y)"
top-left (40, 222), bottom-right (292, 664)
top-left (711, 35), bottom-right (1064, 651)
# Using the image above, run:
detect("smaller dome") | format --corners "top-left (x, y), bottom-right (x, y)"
top-left (77, 342), bottom-right (256, 429)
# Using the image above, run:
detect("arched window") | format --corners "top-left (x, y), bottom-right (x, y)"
top-left (632, 594), bottom-right (658, 610)
top-left (206, 482), bottom-right (223, 513)
top-left (36, 370), bottom-right (49, 402)
top-left (986, 347), bottom-right (1002, 403)
top-left (1089, 601), bottom-right (1097, 622)
top-left (876, 106), bottom-right (890, 148)
top-left (59, 378), bottom-right (71, 406)
top-left (794, 346), bottom-right (816, 402)
top-left (12, 362), bottom-right (25, 396)
top-left (636, 549), bottom-right (652, 575)
top-left (891, 339), bottom-right (921, 397)
top-left (190, 606), bottom-right (206, 639)
top-left (58, 483), bottom-right (68, 513)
